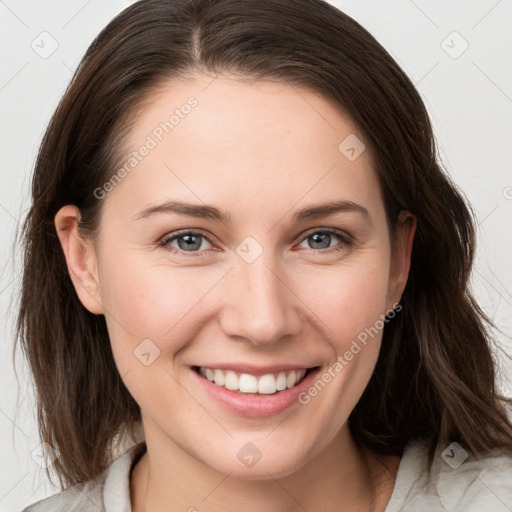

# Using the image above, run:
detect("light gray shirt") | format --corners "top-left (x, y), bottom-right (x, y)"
top-left (21, 438), bottom-right (512, 511)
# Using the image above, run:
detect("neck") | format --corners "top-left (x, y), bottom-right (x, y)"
top-left (130, 419), bottom-right (399, 512)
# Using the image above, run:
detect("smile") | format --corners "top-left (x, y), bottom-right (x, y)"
top-left (196, 366), bottom-right (310, 395)
top-left (192, 364), bottom-right (321, 417)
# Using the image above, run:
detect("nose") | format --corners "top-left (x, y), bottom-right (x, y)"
top-left (218, 254), bottom-right (302, 347)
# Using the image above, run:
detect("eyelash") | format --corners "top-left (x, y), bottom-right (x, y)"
top-left (157, 228), bottom-right (353, 257)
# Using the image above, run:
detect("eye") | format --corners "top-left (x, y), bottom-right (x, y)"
top-left (158, 228), bottom-right (352, 257)
top-left (296, 229), bottom-right (352, 253)
top-left (159, 230), bottom-right (214, 255)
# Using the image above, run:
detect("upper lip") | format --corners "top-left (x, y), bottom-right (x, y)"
top-left (193, 363), bottom-right (319, 377)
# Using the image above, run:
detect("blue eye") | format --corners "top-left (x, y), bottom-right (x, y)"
top-left (297, 229), bottom-right (350, 252)
top-left (160, 230), bottom-right (213, 254)
top-left (158, 228), bottom-right (352, 256)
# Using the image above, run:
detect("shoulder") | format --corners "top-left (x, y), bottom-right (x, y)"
top-left (20, 477), bottom-right (105, 512)
top-left (433, 443), bottom-right (512, 511)
top-left (387, 438), bottom-right (512, 512)
top-left (21, 442), bottom-right (146, 512)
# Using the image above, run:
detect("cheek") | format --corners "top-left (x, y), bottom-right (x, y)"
top-left (98, 255), bottom-right (223, 412)
top-left (291, 262), bottom-right (391, 439)
top-left (98, 251), bottom-right (227, 359)
top-left (100, 246), bottom-right (391, 350)
top-left (292, 257), bottom-right (390, 399)
top-left (100, 251), bottom-right (213, 324)
top-left (293, 258), bottom-right (391, 345)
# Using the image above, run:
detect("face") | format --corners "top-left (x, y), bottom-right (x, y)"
top-left (59, 73), bottom-right (414, 479)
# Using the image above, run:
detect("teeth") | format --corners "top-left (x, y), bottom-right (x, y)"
top-left (213, 369), bottom-right (225, 386)
top-left (286, 370), bottom-right (297, 389)
top-left (224, 370), bottom-right (239, 391)
top-left (276, 372), bottom-right (287, 391)
top-left (197, 367), bottom-right (308, 395)
top-left (239, 374), bottom-right (258, 393)
top-left (258, 374), bottom-right (277, 394)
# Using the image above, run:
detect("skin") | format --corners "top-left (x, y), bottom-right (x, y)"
top-left (55, 73), bottom-right (416, 511)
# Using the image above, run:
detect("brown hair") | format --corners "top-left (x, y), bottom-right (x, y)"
top-left (14, 0), bottom-right (512, 488)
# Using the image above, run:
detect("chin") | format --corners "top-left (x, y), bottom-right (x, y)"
top-left (196, 436), bottom-right (315, 480)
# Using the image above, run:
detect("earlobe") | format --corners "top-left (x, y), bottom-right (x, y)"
top-left (387, 210), bottom-right (416, 309)
top-left (54, 205), bottom-right (104, 315)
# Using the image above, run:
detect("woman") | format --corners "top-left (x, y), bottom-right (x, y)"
top-left (16, 0), bottom-right (512, 510)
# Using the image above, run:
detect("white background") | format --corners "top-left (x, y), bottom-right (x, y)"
top-left (1, 1), bottom-right (511, 510)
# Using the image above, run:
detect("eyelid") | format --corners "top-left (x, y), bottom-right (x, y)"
top-left (293, 227), bottom-right (353, 246)
top-left (158, 227), bottom-right (353, 255)
top-left (158, 228), bottom-right (216, 251)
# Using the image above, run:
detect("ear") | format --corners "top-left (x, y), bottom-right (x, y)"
top-left (386, 210), bottom-right (416, 310)
top-left (54, 205), bottom-right (104, 315)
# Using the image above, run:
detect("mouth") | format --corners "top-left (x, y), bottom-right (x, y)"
top-left (192, 365), bottom-right (317, 395)
top-left (192, 364), bottom-right (321, 417)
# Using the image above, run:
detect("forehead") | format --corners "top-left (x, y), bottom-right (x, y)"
top-left (103, 73), bottom-right (383, 225)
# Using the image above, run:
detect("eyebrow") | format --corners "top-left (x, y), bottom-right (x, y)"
top-left (133, 199), bottom-right (372, 225)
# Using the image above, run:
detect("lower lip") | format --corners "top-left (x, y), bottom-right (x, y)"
top-left (193, 367), bottom-right (320, 418)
